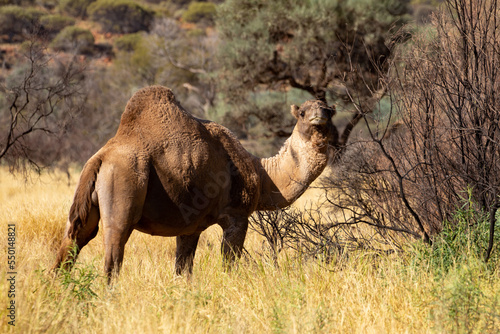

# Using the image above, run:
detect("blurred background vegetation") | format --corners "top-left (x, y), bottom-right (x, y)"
top-left (0, 0), bottom-right (438, 166)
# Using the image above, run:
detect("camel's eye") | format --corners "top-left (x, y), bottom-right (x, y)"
top-left (300, 111), bottom-right (305, 117)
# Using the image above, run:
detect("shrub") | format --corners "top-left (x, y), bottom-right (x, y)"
top-left (182, 1), bottom-right (216, 25)
top-left (114, 32), bottom-right (143, 52)
top-left (413, 4), bottom-right (435, 24)
top-left (0, 5), bottom-right (44, 42)
top-left (38, 0), bottom-right (59, 10)
top-left (39, 15), bottom-right (76, 37)
top-left (323, 0), bottom-right (500, 251)
top-left (59, 0), bottom-right (97, 18)
top-left (408, 203), bottom-right (500, 333)
top-left (0, 0), bottom-right (35, 5)
top-left (411, 190), bottom-right (500, 274)
top-left (87, 0), bottom-right (154, 33)
top-left (1, 39), bottom-right (88, 171)
top-left (94, 42), bottom-right (113, 57)
top-left (50, 26), bottom-right (95, 55)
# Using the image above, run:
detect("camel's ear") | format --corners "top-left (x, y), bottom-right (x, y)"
top-left (291, 104), bottom-right (300, 119)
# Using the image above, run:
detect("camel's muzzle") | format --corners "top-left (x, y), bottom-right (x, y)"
top-left (309, 116), bottom-right (328, 125)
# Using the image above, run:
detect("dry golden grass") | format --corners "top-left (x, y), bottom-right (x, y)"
top-left (1, 167), bottom-right (499, 333)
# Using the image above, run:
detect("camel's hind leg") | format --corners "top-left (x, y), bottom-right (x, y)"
top-left (99, 194), bottom-right (145, 282)
top-left (98, 171), bottom-right (147, 282)
top-left (175, 234), bottom-right (201, 275)
top-left (93, 155), bottom-right (148, 283)
top-left (102, 224), bottom-right (134, 283)
top-left (52, 205), bottom-right (100, 272)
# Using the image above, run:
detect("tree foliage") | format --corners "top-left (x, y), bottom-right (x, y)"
top-left (88, 0), bottom-right (154, 34)
top-left (182, 1), bottom-right (216, 26)
top-left (0, 5), bottom-right (45, 42)
top-left (59, 0), bottom-right (97, 18)
top-left (216, 0), bottom-right (409, 149)
top-left (218, 0), bottom-right (406, 98)
top-left (50, 26), bottom-right (95, 55)
top-left (114, 32), bottom-right (143, 52)
top-left (150, 19), bottom-right (218, 116)
top-left (39, 15), bottom-right (76, 38)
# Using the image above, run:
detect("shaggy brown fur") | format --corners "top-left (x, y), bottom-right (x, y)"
top-left (52, 86), bottom-right (335, 281)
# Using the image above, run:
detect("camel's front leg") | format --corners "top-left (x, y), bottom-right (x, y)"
top-left (220, 216), bottom-right (248, 265)
top-left (175, 234), bottom-right (200, 275)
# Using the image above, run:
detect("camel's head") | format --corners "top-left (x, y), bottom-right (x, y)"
top-left (290, 100), bottom-right (336, 149)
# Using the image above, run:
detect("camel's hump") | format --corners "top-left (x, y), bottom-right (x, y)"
top-left (118, 86), bottom-right (187, 126)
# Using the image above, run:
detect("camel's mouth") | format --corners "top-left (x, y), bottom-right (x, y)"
top-left (309, 116), bottom-right (328, 125)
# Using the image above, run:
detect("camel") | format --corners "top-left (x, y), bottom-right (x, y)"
top-left (52, 86), bottom-right (336, 281)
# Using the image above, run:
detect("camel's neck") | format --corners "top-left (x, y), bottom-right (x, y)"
top-left (255, 130), bottom-right (329, 210)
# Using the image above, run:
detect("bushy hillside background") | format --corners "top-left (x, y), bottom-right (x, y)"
top-left (0, 0), bottom-right (436, 166)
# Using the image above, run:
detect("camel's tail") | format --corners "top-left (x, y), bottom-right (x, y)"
top-left (52, 156), bottom-right (102, 272)
top-left (67, 156), bottom-right (102, 239)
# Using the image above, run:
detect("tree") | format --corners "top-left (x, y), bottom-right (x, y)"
top-left (325, 0), bottom-right (500, 256)
top-left (0, 5), bottom-right (44, 43)
top-left (59, 0), bottom-right (97, 18)
top-left (50, 26), bottom-right (95, 55)
top-left (0, 39), bottom-right (87, 172)
top-left (39, 14), bottom-right (76, 38)
top-left (182, 1), bottom-right (217, 27)
top-left (216, 0), bottom-right (409, 154)
top-left (87, 0), bottom-right (154, 34)
top-left (147, 18), bottom-right (219, 117)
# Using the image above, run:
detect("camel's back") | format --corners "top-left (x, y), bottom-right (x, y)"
top-left (105, 86), bottom-right (260, 226)
top-left (115, 86), bottom-right (202, 140)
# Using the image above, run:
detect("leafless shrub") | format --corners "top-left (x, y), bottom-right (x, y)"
top-left (249, 209), bottom-right (297, 263)
top-left (250, 206), bottom-right (361, 264)
top-left (284, 207), bottom-right (346, 263)
top-left (321, 0), bottom-right (500, 258)
top-left (0, 38), bottom-right (87, 173)
top-left (323, 138), bottom-right (433, 249)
